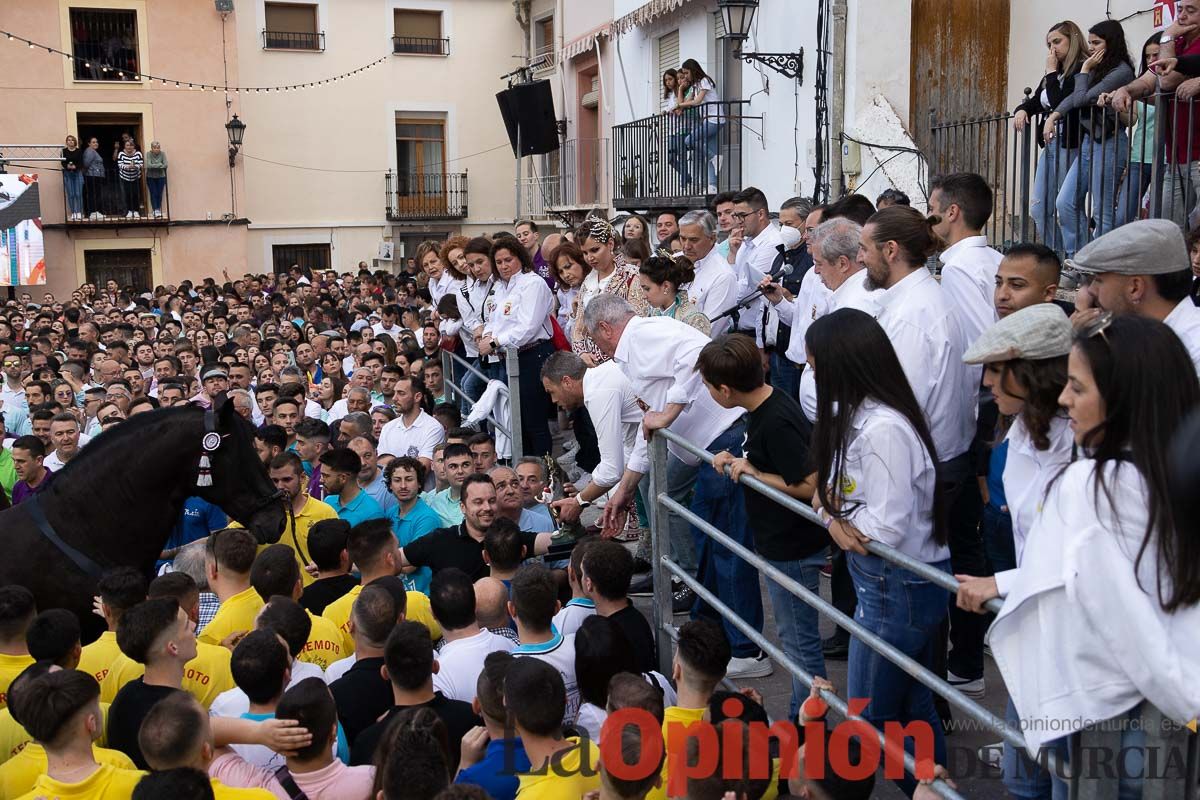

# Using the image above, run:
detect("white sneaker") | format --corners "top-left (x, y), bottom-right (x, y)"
top-left (726, 653), bottom-right (773, 679)
top-left (125, 211), bottom-right (133, 219)
top-left (947, 671), bottom-right (986, 699)
top-left (89, 212), bottom-right (99, 220)
top-left (133, 211), bottom-right (140, 219)
top-left (154, 209), bottom-right (162, 218)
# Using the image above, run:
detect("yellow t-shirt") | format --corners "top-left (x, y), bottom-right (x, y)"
top-left (298, 612), bottom-right (347, 671)
top-left (516, 737), bottom-right (601, 800)
top-left (212, 778), bottom-right (277, 799)
top-left (199, 587), bottom-right (265, 647)
top-left (14, 762), bottom-right (145, 800)
top-left (183, 641), bottom-right (237, 708)
top-left (0, 654), bottom-right (34, 710)
top-left (0, 703), bottom-right (113, 765)
top-left (654, 706), bottom-right (780, 800)
top-left (322, 584), bottom-right (441, 655)
top-left (237, 495), bottom-right (338, 587)
top-left (0, 744), bottom-right (134, 798)
top-left (79, 631), bottom-right (143, 705)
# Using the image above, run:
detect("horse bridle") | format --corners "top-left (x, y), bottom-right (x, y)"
top-left (202, 407), bottom-right (292, 540)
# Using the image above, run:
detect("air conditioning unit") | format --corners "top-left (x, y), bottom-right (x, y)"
top-left (215, 0), bottom-right (234, 12)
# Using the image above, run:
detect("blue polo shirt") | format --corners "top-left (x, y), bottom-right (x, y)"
top-left (324, 488), bottom-right (387, 527)
top-left (454, 737), bottom-right (531, 800)
top-left (388, 498), bottom-right (443, 594)
top-left (157, 496), bottom-right (227, 570)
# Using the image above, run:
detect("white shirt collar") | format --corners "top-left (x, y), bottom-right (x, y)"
top-left (938, 235), bottom-right (990, 264)
top-left (876, 266), bottom-right (933, 310)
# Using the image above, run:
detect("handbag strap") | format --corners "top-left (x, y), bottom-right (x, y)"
top-left (272, 766), bottom-right (310, 800)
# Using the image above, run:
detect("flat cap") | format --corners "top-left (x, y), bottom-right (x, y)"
top-left (963, 303), bottom-right (1073, 364)
top-left (200, 364), bottom-right (228, 381)
top-left (1066, 219), bottom-right (1190, 275)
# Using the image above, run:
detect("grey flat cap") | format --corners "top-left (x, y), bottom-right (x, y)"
top-left (963, 303), bottom-right (1073, 364)
top-left (200, 365), bottom-right (228, 381)
top-left (1066, 219), bottom-right (1190, 275)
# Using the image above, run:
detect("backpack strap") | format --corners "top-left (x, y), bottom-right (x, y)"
top-left (272, 766), bottom-right (310, 800)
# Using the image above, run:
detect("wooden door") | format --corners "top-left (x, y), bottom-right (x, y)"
top-left (395, 119), bottom-right (448, 216)
top-left (910, 0), bottom-right (1010, 156)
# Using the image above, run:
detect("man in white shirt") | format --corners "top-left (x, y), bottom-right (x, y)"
top-left (429, 568), bottom-right (515, 703)
top-left (1068, 218), bottom-right (1200, 374)
top-left (679, 210), bottom-right (740, 337)
top-left (0, 354), bottom-right (25, 411)
top-left (859, 205), bottom-right (987, 700)
top-left (44, 412), bottom-right (89, 471)
top-left (731, 187), bottom-right (784, 342)
top-left (794, 218), bottom-right (882, 420)
top-left (371, 304), bottom-right (404, 341)
top-left (582, 294), bottom-right (770, 678)
top-left (539, 353), bottom-right (646, 524)
top-left (376, 375), bottom-right (444, 472)
top-left (930, 173), bottom-right (1004, 356)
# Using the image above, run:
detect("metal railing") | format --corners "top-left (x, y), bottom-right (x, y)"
top-left (645, 427), bottom-right (1197, 798)
top-left (531, 43), bottom-right (556, 76)
top-left (69, 8), bottom-right (140, 82)
top-left (440, 347), bottom-right (524, 461)
top-left (262, 30), bottom-right (325, 50)
top-left (385, 170), bottom-right (468, 220)
top-left (519, 139), bottom-right (612, 218)
top-left (929, 88), bottom-right (1200, 258)
top-left (65, 172), bottom-right (169, 225)
top-left (613, 101), bottom-right (759, 211)
top-left (392, 36), bottom-right (450, 56)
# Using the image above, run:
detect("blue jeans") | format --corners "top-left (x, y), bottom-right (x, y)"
top-left (769, 350), bottom-right (800, 399)
top-left (667, 130), bottom-right (692, 187)
top-left (63, 171), bottom-right (84, 215)
top-left (1116, 159), bottom-right (1156, 227)
top-left (981, 503), bottom-right (1016, 574)
top-left (664, 455), bottom-right (700, 576)
top-left (1003, 698), bottom-right (1053, 800)
top-left (846, 551), bottom-right (951, 796)
top-left (685, 121), bottom-right (722, 188)
top-left (1057, 129), bottom-right (1129, 257)
top-left (690, 419), bottom-right (764, 658)
top-left (147, 176), bottom-right (166, 213)
top-left (764, 551), bottom-right (827, 720)
top-left (1032, 141), bottom-right (1076, 251)
top-left (1048, 714), bottom-right (1144, 800)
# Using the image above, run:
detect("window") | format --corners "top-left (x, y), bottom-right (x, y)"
top-left (263, 2), bottom-right (323, 51)
top-left (272, 243), bottom-right (331, 274)
top-left (85, 249), bottom-right (152, 291)
top-left (658, 31), bottom-right (680, 110)
top-left (393, 9), bottom-right (447, 55)
top-left (533, 15), bottom-right (554, 73)
top-left (70, 8), bottom-right (140, 82)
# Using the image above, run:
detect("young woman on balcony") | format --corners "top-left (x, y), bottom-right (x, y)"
top-left (61, 135), bottom-right (85, 222)
top-left (116, 139), bottom-right (145, 219)
top-left (1047, 20), bottom-right (1134, 257)
top-left (145, 141), bottom-right (168, 219)
top-left (1013, 21), bottom-right (1087, 250)
top-left (1116, 34), bottom-right (1162, 227)
top-left (82, 137), bottom-right (106, 221)
top-left (673, 59), bottom-right (722, 195)
top-left (662, 68), bottom-right (680, 112)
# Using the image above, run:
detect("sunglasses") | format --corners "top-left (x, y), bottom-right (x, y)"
top-left (100, 415), bottom-right (123, 425)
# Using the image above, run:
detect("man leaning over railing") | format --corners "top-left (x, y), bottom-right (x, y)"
top-left (1105, 5), bottom-right (1200, 227)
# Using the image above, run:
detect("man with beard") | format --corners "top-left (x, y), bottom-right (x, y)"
top-left (319, 448), bottom-right (387, 527)
top-left (376, 375), bottom-right (443, 472)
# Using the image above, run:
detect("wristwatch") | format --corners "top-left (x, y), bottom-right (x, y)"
top-left (575, 497), bottom-right (593, 509)
top-left (1161, 33), bottom-right (1175, 44)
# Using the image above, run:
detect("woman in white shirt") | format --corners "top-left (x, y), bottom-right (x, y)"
top-left (479, 236), bottom-right (555, 456)
top-left (806, 307), bottom-right (952, 794)
top-left (548, 240), bottom-right (590, 342)
top-left (675, 59), bottom-right (723, 194)
top-left (418, 240), bottom-right (457, 305)
top-left (459, 236), bottom-right (500, 393)
top-left (958, 314), bottom-right (1200, 799)
top-left (960, 303), bottom-right (1074, 800)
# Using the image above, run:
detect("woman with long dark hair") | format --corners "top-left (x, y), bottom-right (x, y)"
top-left (806, 307), bottom-right (951, 793)
top-left (958, 315), bottom-right (1200, 799)
top-left (1013, 21), bottom-right (1088, 249)
top-left (1116, 33), bottom-right (1163, 226)
top-left (1049, 20), bottom-right (1134, 255)
top-left (671, 59), bottom-right (723, 194)
top-left (661, 68), bottom-right (680, 112)
top-left (549, 240), bottom-right (591, 342)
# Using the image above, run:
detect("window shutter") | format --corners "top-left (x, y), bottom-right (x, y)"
top-left (658, 30), bottom-right (680, 110)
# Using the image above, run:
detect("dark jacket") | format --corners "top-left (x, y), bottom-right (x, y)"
top-left (1015, 71), bottom-right (1083, 150)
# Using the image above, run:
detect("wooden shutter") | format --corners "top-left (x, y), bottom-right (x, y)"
top-left (658, 30), bottom-right (680, 110)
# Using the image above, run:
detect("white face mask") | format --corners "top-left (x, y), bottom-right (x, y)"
top-left (779, 224), bottom-right (804, 250)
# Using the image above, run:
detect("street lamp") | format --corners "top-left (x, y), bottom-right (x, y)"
top-left (225, 114), bottom-right (246, 167)
top-left (717, 0), bottom-right (803, 82)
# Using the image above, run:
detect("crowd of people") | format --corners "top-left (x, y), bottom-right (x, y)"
top-left (0, 140), bottom-right (1199, 800)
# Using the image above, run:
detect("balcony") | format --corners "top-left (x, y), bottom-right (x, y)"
top-left (612, 101), bottom-right (758, 211)
top-left (262, 30), bottom-right (325, 51)
top-left (64, 176), bottom-right (169, 226)
top-left (392, 36), bottom-right (450, 56)
top-left (520, 138), bottom-right (610, 218)
top-left (385, 170), bottom-right (467, 220)
top-left (531, 43), bottom-right (556, 77)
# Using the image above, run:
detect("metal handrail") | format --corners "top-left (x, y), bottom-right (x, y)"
top-left (440, 347), bottom-right (523, 459)
top-left (657, 427), bottom-right (1003, 615)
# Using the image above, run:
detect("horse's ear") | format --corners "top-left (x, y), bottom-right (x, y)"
top-left (214, 393), bottom-right (235, 426)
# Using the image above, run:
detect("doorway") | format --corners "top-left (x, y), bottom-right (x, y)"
top-left (76, 113), bottom-right (145, 217)
top-left (85, 248), bottom-right (152, 292)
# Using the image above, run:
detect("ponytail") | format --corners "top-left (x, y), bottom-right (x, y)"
top-left (865, 206), bottom-right (945, 266)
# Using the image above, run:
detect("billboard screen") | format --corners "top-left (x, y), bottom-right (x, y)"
top-left (0, 173), bottom-right (46, 286)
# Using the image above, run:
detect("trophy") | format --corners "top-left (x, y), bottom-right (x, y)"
top-left (541, 453), bottom-right (585, 543)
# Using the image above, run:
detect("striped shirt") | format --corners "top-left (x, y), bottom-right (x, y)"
top-left (117, 151), bottom-right (143, 181)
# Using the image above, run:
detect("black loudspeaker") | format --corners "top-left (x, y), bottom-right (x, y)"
top-left (496, 80), bottom-right (560, 157)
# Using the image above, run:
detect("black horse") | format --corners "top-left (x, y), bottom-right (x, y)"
top-left (0, 400), bottom-right (285, 643)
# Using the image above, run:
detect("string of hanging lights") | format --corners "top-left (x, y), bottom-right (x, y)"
top-left (0, 28), bottom-right (388, 93)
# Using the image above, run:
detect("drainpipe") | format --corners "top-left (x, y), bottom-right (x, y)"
top-left (829, 0), bottom-right (848, 199)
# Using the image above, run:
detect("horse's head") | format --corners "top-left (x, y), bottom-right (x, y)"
top-left (197, 399), bottom-right (286, 545)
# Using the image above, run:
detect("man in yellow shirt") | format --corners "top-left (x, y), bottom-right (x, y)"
top-left (13, 669), bottom-right (145, 799)
top-left (138, 692), bottom-right (275, 799)
top-left (0, 587), bottom-right (36, 710)
top-left (249, 544), bottom-right (346, 670)
top-left (78, 567), bottom-right (149, 703)
top-left (0, 662), bottom-right (134, 798)
top-left (506, 657), bottom-right (601, 800)
top-left (322, 519), bottom-right (441, 655)
top-left (149, 573), bottom-right (236, 708)
top-left (200, 528), bottom-right (265, 648)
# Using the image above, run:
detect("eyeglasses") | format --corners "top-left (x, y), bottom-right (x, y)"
top-left (731, 211), bottom-right (755, 221)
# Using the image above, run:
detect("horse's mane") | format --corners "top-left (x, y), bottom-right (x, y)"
top-left (55, 405), bottom-right (202, 477)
